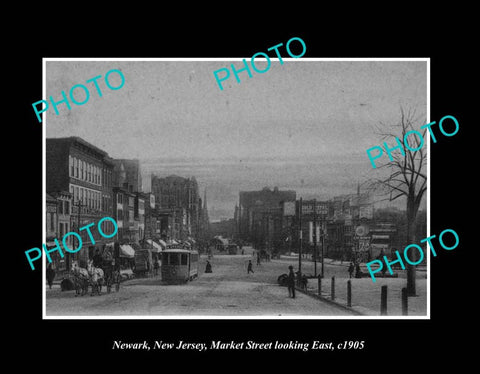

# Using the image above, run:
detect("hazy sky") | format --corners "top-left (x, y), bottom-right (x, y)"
top-left (46, 59), bottom-right (427, 221)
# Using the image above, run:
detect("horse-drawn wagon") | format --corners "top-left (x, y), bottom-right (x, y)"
top-left (68, 245), bottom-right (121, 296)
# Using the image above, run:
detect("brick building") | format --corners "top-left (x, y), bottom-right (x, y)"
top-left (49, 190), bottom-right (72, 273)
top-left (46, 136), bottom-right (116, 268)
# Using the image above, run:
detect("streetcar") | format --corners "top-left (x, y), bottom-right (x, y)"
top-left (161, 248), bottom-right (199, 284)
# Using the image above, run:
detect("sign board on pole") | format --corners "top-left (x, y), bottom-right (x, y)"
top-left (283, 201), bottom-right (296, 216)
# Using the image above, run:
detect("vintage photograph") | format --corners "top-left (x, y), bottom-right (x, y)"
top-left (43, 58), bottom-right (428, 318)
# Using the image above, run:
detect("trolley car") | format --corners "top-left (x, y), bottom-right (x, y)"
top-left (161, 248), bottom-right (199, 283)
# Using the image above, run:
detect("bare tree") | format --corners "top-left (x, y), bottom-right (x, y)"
top-left (369, 106), bottom-right (427, 296)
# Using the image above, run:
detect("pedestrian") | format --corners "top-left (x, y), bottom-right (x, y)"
top-left (153, 257), bottom-right (159, 276)
top-left (348, 262), bottom-right (354, 278)
top-left (247, 260), bottom-right (254, 274)
top-left (355, 262), bottom-right (362, 278)
top-left (257, 253), bottom-right (261, 266)
top-left (287, 265), bottom-right (296, 298)
top-left (93, 248), bottom-right (103, 268)
top-left (205, 260), bottom-right (212, 273)
top-left (46, 263), bottom-right (55, 289)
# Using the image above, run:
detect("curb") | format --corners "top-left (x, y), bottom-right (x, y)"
top-left (294, 285), bottom-right (368, 316)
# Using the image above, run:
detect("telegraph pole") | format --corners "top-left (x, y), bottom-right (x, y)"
top-left (74, 200), bottom-right (86, 266)
top-left (313, 199), bottom-right (317, 277)
top-left (321, 214), bottom-right (325, 278)
top-left (298, 197), bottom-right (303, 276)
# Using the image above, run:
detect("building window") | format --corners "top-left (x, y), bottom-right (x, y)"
top-left (69, 156), bottom-right (74, 177)
top-left (80, 160), bottom-right (84, 180)
top-left (50, 212), bottom-right (55, 232)
top-left (65, 223), bottom-right (69, 245)
top-left (65, 200), bottom-right (70, 215)
top-left (75, 158), bottom-right (79, 178)
top-left (58, 200), bottom-right (63, 215)
top-left (75, 187), bottom-right (79, 203)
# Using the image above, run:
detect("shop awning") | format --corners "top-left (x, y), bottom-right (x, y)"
top-left (158, 239), bottom-right (167, 247)
top-left (120, 244), bottom-right (135, 258)
top-left (146, 239), bottom-right (163, 253)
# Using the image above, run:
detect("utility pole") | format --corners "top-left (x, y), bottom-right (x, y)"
top-left (74, 200), bottom-right (86, 266)
top-left (313, 199), bottom-right (317, 277)
top-left (298, 197), bottom-right (303, 276)
top-left (321, 218), bottom-right (325, 278)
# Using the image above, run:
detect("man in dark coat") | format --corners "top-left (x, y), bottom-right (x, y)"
top-left (93, 249), bottom-right (103, 268)
top-left (287, 265), bottom-right (296, 298)
top-left (247, 260), bottom-right (254, 274)
top-left (46, 263), bottom-right (55, 289)
top-left (205, 260), bottom-right (212, 273)
top-left (348, 262), bottom-right (355, 278)
top-left (355, 262), bottom-right (363, 278)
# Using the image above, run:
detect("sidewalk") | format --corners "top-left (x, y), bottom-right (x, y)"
top-left (276, 256), bottom-right (428, 316)
top-left (297, 276), bottom-right (427, 316)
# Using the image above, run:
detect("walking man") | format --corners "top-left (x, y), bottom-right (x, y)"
top-left (247, 260), bottom-right (254, 274)
top-left (348, 262), bottom-right (354, 278)
top-left (287, 265), bottom-right (296, 298)
top-left (153, 257), bottom-right (160, 276)
top-left (46, 263), bottom-right (55, 289)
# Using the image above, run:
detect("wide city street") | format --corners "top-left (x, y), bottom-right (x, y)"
top-left (46, 252), bottom-right (360, 317)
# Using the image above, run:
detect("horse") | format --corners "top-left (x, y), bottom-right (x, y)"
top-left (70, 261), bottom-right (89, 296)
top-left (87, 259), bottom-right (104, 296)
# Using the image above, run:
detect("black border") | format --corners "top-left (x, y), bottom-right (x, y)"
top-left (14, 27), bottom-right (471, 364)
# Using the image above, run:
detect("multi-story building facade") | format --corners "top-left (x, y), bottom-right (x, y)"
top-left (151, 175), bottom-right (201, 240)
top-left (49, 190), bottom-right (72, 273)
top-left (46, 136), bottom-right (116, 267)
top-left (135, 192), bottom-right (146, 241)
top-left (112, 185), bottom-right (136, 243)
top-left (237, 187), bottom-right (296, 251)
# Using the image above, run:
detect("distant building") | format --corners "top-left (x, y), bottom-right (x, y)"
top-left (151, 174), bottom-right (202, 240)
top-left (113, 159), bottom-right (142, 192)
top-left (135, 192), bottom-right (147, 241)
top-left (210, 218), bottom-right (235, 239)
top-left (143, 193), bottom-right (158, 240)
top-left (237, 187), bottom-right (296, 250)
